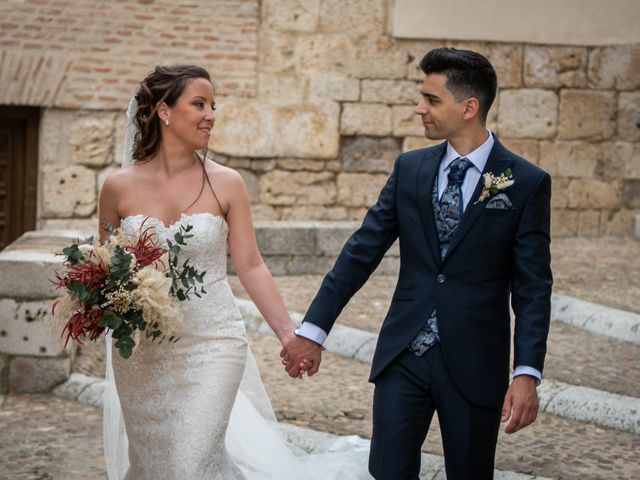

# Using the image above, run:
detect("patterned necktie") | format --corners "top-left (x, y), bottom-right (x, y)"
top-left (408, 157), bottom-right (472, 356)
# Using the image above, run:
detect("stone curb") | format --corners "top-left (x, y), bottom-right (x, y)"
top-left (551, 293), bottom-right (640, 345)
top-left (52, 373), bottom-right (552, 480)
top-left (237, 299), bottom-right (640, 435)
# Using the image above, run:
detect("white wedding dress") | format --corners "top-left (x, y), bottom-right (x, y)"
top-left (103, 212), bottom-right (371, 479)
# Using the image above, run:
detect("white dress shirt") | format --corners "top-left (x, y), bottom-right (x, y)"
top-left (297, 130), bottom-right (542, 383)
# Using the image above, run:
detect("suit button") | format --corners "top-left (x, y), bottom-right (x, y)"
top-left (437, 274), bottom-right (446, 283)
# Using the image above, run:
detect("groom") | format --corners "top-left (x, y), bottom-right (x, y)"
top-left (282, 47), bottom-right (552, 479)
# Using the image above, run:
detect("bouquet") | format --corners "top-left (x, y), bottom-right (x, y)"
top-left (52, 219), bottom-right (207, 358)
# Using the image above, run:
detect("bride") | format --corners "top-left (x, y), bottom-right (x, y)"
top-left (99, 65), bottom-right (369, 479)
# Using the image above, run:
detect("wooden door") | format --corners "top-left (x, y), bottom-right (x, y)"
top-left (0, 107), bottom-right (39, 250)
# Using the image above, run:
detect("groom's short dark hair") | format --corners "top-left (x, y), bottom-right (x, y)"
top-left (419, 48), bottom-right (497, 123)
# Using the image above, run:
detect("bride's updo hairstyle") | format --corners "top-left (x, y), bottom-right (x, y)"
top-left (132, 65), bottom-right (212, 162)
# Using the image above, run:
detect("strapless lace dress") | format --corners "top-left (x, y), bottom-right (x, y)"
top-left (103, 213), bottom-right (372, 480)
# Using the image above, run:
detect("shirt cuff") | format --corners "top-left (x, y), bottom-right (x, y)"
top-left (295, 322), bottom-right (327, 345)
top-left (514, 365), bottom-right (542, 385)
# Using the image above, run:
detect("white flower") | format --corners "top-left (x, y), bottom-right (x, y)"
top-left (78, 244), bottom-right (93, 256)
top-left (483, 173), bottom-right (492, 189)
top-left (53, 293), bottom-right (82, 323)
top-left (131, 267), bottom-right (183, 337)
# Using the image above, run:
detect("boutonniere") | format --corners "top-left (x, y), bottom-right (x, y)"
top-left (474, 168), bottom-right (514, 204)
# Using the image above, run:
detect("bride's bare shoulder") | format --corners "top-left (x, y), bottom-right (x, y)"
top-left (205, 159), bottom-right (244, 185)
top-left (102, 165), bottom-right (146, 191)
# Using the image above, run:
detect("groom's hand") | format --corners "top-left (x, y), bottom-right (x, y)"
top-left (501, 375), bottom-right (539, 434)
top-left (280, 336), bottom-right (323, 378)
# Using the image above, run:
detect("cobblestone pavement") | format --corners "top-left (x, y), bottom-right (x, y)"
top-left (2, 333), bottom-right (639, 479)
top-left (0, 394), bottom-right (105, 479)
top-left (3, 236), bottom-right (639, 479)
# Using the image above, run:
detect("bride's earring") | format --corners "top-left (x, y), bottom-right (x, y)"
top-left (164, 119), bottom-right (170, 126)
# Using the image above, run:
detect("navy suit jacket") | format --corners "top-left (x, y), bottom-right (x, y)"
top-left (302, 138), bottom-right (552, 408)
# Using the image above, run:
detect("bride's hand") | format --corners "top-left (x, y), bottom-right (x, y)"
top-left (280, 335), bottom-right (323, 378)
top-left (277, 332), bottom-right (309, 378)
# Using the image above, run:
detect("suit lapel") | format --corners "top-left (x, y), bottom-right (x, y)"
top-left (443, 139), bottom-right (513, 261)
top-left (417, 143), bottom-right (446, 265)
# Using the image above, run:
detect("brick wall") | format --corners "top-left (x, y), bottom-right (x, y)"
top-left (0, 0), bottom-right (258, 108)
top-left (4, 0), bottom-right (638, 237)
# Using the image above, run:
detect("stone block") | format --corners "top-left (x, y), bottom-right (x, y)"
top-left (0, 299), bottom-right (67, 357)
top-left (602, 209), bottom-right (635, 236)
top-left (261, 0), bottom-right (320, 32)
top-left (0, 353), bottom-right (8, 394)
top-left (577, 210), bottom-right (601, 237)
top-left (551, 178), bottom-right (571, 209)
top-left (254, 222), bottom-right (316, 255)
top-left (287, 255), bottom-right (336, 275)
top-left (259, 31), bottom-right (296, 73)
top-left (53, 372), bottom-right (98, 401)
top-left (498, 89), bottom-right (558, 139)
top-left (260, 256), bottom-right (289, 277)
top-left (295, 34), bottom-right (406, 80)
top-left (448, 42), bottom-right (523, 88)
top-left (352, 36), bottom-right (408, 79)
top-left (250, 204), bottom-right (280, 221)
top-left (318, 0), bottom-right (385, 35)
top-left (212, 97), bottom-right (339, 158)
top-left (617, 91), bottom-right (640, 142)
top-left (277, 158), bottom-right (325, 171)
top-left (539, 141), bottom-right (599, 178)
top-left (402, 136), bottom-right (443, 152)
top-left (314, 223), bottom-right (358, 256)
top-left (41, 164), bottom-right (97, 217)
top-left (392, 105), bottom-right (423, 137)
top-left (250, 159), bottom-right (277, 172)
top-left (622, 180), bottom-right (640, 208)
top-left (260, 171), bottom-right (336, 205)
top-left (500, 139), bottom-right (540, 165)
top-left (337, 173), bottom-right (388, 207)
top-left (341, 136), bottom-right (400, 173)
top-left (341, 103), bottom-right (392, 136)
top-left (258, 73), bottom-right (306, 101)
top-left (635, 214), bottom-right (640, 240)
top-left (558, 90), bottom-right (616, 140)
top-left (551, 209), bottom-right (579, 237)
top-left (308, 73), bottom-right (360, 101)
top-left (278, 206), bottom-right (349, 221)
top-left (97, 165), bottom-right (118, 193)
top-left (278, 101), bottom-right (341, 159)
top-left (567, 179), bottom-right (621, 209)
top-left (39, 109), bottom-right (73, 165)
top-left (0, 250), bottom-right (61, 299)
top-left (113, 108), bottom-right (127, 166)
top-left (596, 142), bottom-right (640, 179)
top-left (395, 39), bottom-right (448, 80)
top-left (8, 355), bottom-right (71, 393)
top-left (524, 46), bottom-right (587, 88)
top-left (69, 114), bottom-right (115, 166)
top-left (361, 79), bottom-right (420, 105)
top-left (38, 217), bottom-right (98, 233)
top-left (236, 169), bottom-right (261, 204)
top-left (588, 44), bottom-right (640, 89)
top-left (77, 380), bottom-right (105, 408)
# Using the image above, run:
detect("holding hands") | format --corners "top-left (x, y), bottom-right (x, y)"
top-left (280, 335), bottom-right (324, 378)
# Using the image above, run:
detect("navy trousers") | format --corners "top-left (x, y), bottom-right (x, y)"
top-left (368, 344), bottom-right (501, 480)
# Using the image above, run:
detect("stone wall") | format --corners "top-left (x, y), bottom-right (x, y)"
top-left (3, 1), bottom-right (639, 237)
top-left (0, 231), bottom-right (77, 393)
